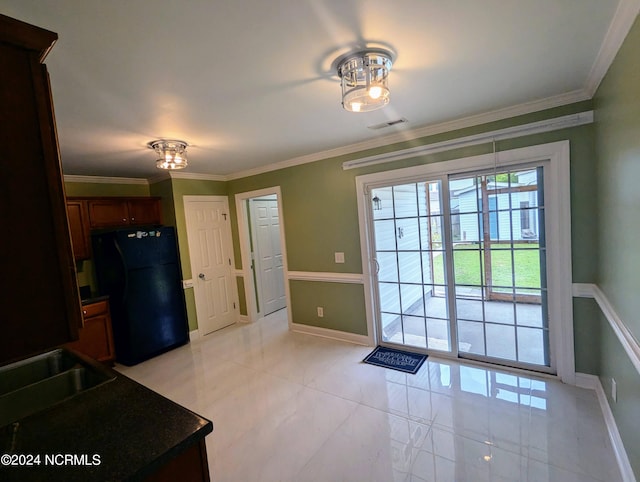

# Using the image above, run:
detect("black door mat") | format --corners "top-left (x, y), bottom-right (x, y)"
top-left (363, 346), bottom-right (427, 374)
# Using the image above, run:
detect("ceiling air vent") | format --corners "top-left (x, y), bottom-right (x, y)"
top-left (367, 118), bottom-right (408, 130)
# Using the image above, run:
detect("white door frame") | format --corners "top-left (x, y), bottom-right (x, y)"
top-left (235, 186), bottom-right (291, 325)
top-left (183, 195), bottom-right (239, 333)
top-left (355, 141), bottom-right (575, 383)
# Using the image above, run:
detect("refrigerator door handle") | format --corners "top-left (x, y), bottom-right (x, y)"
top-left (113, 238), bottom-right (129, 302)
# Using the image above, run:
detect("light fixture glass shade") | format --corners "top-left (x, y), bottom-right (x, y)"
top-left (338, 50), bottom-right (392, 113)
top-left (149, 140), bottom-right (188, 170)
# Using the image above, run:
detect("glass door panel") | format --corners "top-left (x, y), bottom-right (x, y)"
top-left (449, 167), bottom-right (549, 369)
top-left (372, 181), bottom-right (451, 352)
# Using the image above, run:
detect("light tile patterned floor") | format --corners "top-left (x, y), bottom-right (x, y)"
top-left (117, 310), bottom-right (622, 482)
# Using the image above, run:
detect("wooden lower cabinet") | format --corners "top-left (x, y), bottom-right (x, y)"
top-left (145, 439), bottom-right (210, 482)
top-left (66, 300), bottom-right (115, 365)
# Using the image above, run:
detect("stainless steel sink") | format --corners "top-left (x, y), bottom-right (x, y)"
top-left (0, 349), bottom-right (115, 427)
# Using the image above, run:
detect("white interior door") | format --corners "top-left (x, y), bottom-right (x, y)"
top-left (184, 196), bottom-right (236, 335)
top-left (250, 197), bottom-right (286, 315)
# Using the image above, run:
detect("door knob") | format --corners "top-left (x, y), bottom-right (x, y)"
top-left (198, 273), bottom-right (206, 280)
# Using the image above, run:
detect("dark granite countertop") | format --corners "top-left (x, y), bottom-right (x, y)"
top-left (81, 295), bottom-right (110, 306)
top-left (0, 350), bottom-right (213, 481)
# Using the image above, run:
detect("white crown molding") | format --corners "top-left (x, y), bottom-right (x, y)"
top-left (147, 172), bottom-right (171, 184)
top-left (226, 89), bottom-right (590, 180)
top-left (168, 171), bottom-right (227, 182)
top-left (64, 174), bottom-right (149, 185)
top-left (585, 0), bottom-right (640, 97)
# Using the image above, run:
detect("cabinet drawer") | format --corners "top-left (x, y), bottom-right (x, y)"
top-left (82, 300), bottom-right (108, 319)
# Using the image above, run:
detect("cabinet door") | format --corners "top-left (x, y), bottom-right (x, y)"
top-left (128, 198), bottom-right (162, 225)
top-left (67, 301), bottom-right (115, 364)
top-left (88, 199), bottom-right (129, 228)
top-left (67, 200), bottom-right (90, 259)
top-left (0, 16), bottom-right (81, 363)
top-left (75, 314), bottom-right (115, 363)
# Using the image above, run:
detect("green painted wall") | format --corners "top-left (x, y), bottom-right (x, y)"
top-left (64, 181), bottom-right (149, 197)
top-left (289, 281), bottom-right (367, 335)
top-left (149, 178), bottom-right (176, 227)
top-left (227, 101), bottom-right (600, 347)
top-left (593, 14), bottom-right (640, 478)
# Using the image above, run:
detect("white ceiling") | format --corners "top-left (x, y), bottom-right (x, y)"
top-left (0, 0), bottom-right (630, 179)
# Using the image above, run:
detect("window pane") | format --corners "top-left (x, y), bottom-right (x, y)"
top-left (371, 187), bottom-right (393, 220)
top-left (484, 301), bottom-right (515, 324)
top-left (486, 324), bottom-right (516, 360)
top-left (402, 315), bottom-right (426, 348)
top-left (458, 320), bottom-right (485, 355)
top-left (393, 184), bottom-right (418, 218)
top-left (400, 284), bottom-right (423, 315)
top-left (396, 218), bottom-right (420, 250)
top-left (374, 219), bottom-right (396, 250)
top-left (458, 213), bottom-right (480, 242)
top-left (398, 252), bottom-right (422, 284)
top-left (379, 283), bottom-right (400, 313)
top-left (456, 298), bottom-right (484, 321)
top-left (514, 248), bottom-right (541, 289)
top-left (427, 318), bottom-right (450, 351)
top-left (517, 327), bottom-right (545, 365)
top-left (516, 301), bottom-right (543, 327)
top-left (453, 247), bottom-right (483, 287)
top-left (377, 251), bottom-right (398, 282)
top-left (381, 312), bottom-right (402, 343)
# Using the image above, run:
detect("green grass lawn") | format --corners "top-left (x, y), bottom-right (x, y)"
top-left (432, 243), bottom-right (541, 289)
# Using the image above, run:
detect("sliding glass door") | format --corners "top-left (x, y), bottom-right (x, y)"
top-left (370, 163), bottom-right (551, 372)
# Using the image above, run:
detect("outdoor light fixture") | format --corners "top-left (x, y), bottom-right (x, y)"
top-left (336, 48), bottom-right (393, 112)
top-left (372, 195), bottom-right (382, 210)
top-left (148, 139), bottom-right (188, 170)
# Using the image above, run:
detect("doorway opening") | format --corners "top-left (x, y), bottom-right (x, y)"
top-left (236, 187), bottom-right (290, 324)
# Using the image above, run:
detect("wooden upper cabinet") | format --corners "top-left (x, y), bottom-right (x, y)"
top-left (1, 14), bottom-right (81, 363)
top-left (127, 197), bottom-right (161, 225)
top-left (66, 200), bottom-right (91, 260)
top-left (88, 199), bottom-right (130, 228)
top-left (86, 197), bottom-right (162, 229)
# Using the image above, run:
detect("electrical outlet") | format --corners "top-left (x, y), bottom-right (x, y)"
top-left (317, 307), bottom-right (324, 318)
top-left (611, 378), bottom-right (617, 402)
top-left (335, 252), bottom-right (345, 263)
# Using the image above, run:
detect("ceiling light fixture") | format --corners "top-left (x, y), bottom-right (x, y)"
top-left (148, 139), bottom-right (189, 170)
top-left (336, 48), bottom-right (393, 113)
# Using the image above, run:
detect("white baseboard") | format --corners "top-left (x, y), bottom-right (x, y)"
top-left (291, 322), bottom-right (370, 346)
top-left (189, 329), bottom-right (200, 341)
top-left (575, 373), bottom-right (635, 482)
top-left (238, 315), bottom-right (251, 323)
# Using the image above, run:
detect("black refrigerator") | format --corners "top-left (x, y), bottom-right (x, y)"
top-left (92, 226), bottom-right (189, 366)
